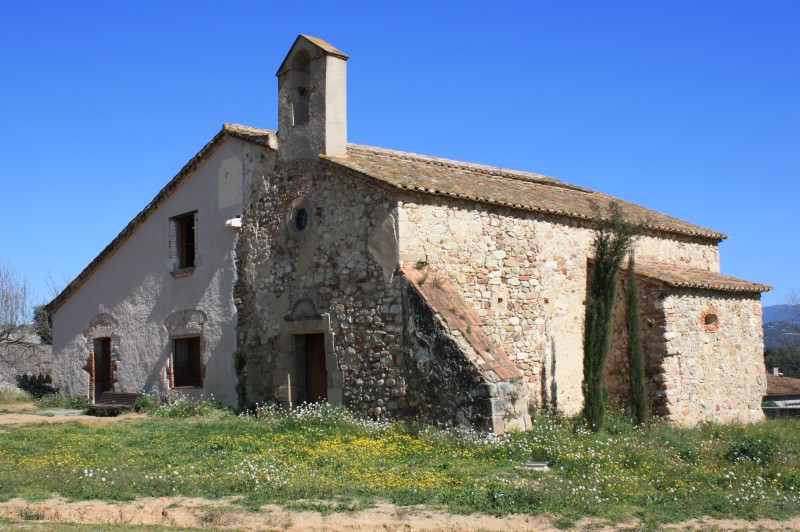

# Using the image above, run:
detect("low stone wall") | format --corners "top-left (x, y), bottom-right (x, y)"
top-left (763, 407), bottom-right (800, 420)
top-left (0, 342), bottom-right (52, 389)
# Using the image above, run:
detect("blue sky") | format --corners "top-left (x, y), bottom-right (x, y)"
top-left (1, 1), bottom-right (797, 311)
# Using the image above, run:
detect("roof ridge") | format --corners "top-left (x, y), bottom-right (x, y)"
top-left (346, 143), bottom-right (591, 192)
top-left (223, 123), bottom-right (276, 137)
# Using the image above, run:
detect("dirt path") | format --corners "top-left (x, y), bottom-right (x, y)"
top-left (1, 497), bottom-right (548, 531)
top-left (0, 401), bottom-right (147, 426)
top-left (0, 497), bottom-right (799, 531)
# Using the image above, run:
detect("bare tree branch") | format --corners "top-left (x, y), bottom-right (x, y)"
top-left (0, 259), bottom-right (32, 346)
top-left (788, 290), bottom-right (800, 323)
top-left (44, 271), bottom-right (71, 300)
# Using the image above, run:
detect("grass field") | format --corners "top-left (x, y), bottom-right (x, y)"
top-left (0, 393), bottom-right (799, 527)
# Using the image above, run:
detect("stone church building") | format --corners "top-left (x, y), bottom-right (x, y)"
top-left (48, 36), bottom-right (770, 432)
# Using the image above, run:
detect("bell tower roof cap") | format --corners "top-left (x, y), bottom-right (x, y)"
top-left (276, 35), bottom-right (349, 76)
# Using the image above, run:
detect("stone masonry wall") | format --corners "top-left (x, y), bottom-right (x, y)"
top-left (236, 163), bottom-right (410, 419)
top-left (403, 280), bottom-right (529, 432)
top-left (397, 194), bottom-right (720, 416)
top-left (606, 276), bottom-right (670, 415)
top-left (236, 160), bottom-right (743, 426)
top-left (0, 342), bottom-right (53, 389)
top-left (659, 289), bottom-right (766, 425)
top-left (606, 281), bottom-right (766, 425)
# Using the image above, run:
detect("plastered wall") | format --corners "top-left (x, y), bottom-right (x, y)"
top-left (51, 137), bottom-right (263, 406)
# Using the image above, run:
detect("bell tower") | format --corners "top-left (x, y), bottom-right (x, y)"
top-left (276, 35), bottom-right (349, 163)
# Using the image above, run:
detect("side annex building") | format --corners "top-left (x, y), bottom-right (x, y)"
top-left (48, 36), bottom-right (771, 432)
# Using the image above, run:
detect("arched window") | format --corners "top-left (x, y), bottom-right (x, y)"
top-left (290, 50), bottom-right (311, 126)
top-left (83, 313), bottom-right (120, 402)
top-left (702, 309), bottom-right (719, 332)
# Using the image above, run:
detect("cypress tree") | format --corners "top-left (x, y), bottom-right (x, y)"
top-left (583, 203), bottom-right (637, 431)
top-left (625, 253), bottom-right (648, 426)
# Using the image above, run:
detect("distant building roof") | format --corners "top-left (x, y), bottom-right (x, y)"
top-left (766, 373), bottom-right (800, 399)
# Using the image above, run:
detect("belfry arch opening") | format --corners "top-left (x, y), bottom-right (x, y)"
top-left (289, 49), bottom-right (311, 126)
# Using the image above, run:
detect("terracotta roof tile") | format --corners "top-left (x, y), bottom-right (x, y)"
top-left (402, 265), bottom-right (522, 381)
top-left (631, 259), bottom-right (771, 293)
top-left (300, 35), bottom-right (349, 60)
top-left (321, 145), bottom-right (728, 241)
top-left (276, 35), bottom-right (349, 76)
top-left (766, 373), bottom-right (800, 398)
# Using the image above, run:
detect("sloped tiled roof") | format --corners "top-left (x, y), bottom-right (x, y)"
top-left (47, 124), bottom-right (276, 313)
top-left (276, 34), bottom-right (349, 76)
top-left (402, 265), bottom-right (522, 381)
top-left (49, 122), bottom-right (763, 314)
top-left (321, 145), bottom-right (728, 241)
top-left (631, 260), bottom-right (771, 293)
top-left (766, 373), bottom-right (800, 398)
top-left (301, 35), bottom-right (349, 59)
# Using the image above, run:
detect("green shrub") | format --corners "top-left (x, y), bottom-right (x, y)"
top-left (0, 383), bottom-right (31, 403)
top-left (152, 394), bottom-right (232, 420)
top-left (35, 392), bottom-right (87, 410)
top-left (134, 393), bottom-right (158, 412)
top-left (603, 408), bottom-right (637, 435)
top-left (67, 395), bottom-right (88, 409)
top-left (725, 435), bottom-right (776, 465)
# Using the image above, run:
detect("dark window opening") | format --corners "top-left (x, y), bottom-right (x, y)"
top-left (704, 312), bottom-right (719, 331)
top-left (173, 336), bottom-right (202, 387)
top-left (173, 212), bottom-right (196, 270)
top-left (294, 208), bottom-right (308, 231)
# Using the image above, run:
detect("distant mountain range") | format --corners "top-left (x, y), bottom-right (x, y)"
top-left (763, 304), bottom-right (800, 325)
top-left (763, 305), bottom-right (800, 350)
top-left (764, 321), bottom-right (800, 350)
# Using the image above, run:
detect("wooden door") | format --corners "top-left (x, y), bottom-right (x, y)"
top-left (93, 338), bottom-right (112, 402)
top-left (304, 334), bottom-right (328, 402)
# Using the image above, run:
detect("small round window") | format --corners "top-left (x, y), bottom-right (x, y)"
top-left (294, 208), bottom-right (308, 231)
top-left (286, 197), bottom-right (313, 239)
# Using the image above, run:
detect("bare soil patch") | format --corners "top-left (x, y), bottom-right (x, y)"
top-left (0, 497), bottom-right (799, 531)
top-left (0, 402), bottom-right (146, 425)
top-left (0, 401), bottom-right (39, 414)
